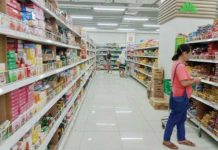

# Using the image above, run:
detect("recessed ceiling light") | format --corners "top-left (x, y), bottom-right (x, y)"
top-left (117, 28), bottom-right (135, 31)
top-left (143, 24), bottom-right (160, 28)
top-left (124, 17), bottom-right (149, 21)
top-left (94, 7), bottom-right (125, 12)
top-left (71, 15), bottom-right (93, 19)
top-left (97, 23), bottom-right (118, 26)
top-left (83, 27), bottom-right (96, 30)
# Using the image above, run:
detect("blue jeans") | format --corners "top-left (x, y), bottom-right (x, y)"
top-left (163, 91), bottom-right (189, 142)
top-left (163, 109), bottom-right (187, 141)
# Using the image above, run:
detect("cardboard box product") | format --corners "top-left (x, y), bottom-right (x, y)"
top-left (152, 68), bottom-right (164, 80)
top-left (149, 97), bottom-right (169, 110)
top-left (151, 90), bottom-right (164, 98)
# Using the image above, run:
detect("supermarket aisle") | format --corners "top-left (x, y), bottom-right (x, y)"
top-left (64, 71), bottom-right (218, 150)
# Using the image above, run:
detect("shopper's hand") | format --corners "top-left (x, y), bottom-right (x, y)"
top-left (193, 78), bottom-right (201, 84)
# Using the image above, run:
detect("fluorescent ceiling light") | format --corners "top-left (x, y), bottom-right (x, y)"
top-left (83, 27), bottom-right (96, 30)
top-left (97, 23), bottom-right (118, 26)
top-left (124, 17), bottom-right (148, 21)
top-left (156, 29), bottom-right (160, 32)
top-left (94, 7), bottom-right (125, 12)
top-left (71, 15), bottom-right (93, 19)
top-left (143, 24), bottom-right (160, 28)
top-left (117, 28), bottom-right (135, 31)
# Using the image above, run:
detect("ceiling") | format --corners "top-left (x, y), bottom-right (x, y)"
top-left (58, 0), bottom-right (160, 32)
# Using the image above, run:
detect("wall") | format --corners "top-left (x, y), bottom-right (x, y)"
top-left (88, 32), bottom-right (159, 45)
top-left (135, 33), bottom-right (159, 43)
top-left (159, 17), bottom-right (213, 79)
top-left (88, 32), bottom-right (127, 45)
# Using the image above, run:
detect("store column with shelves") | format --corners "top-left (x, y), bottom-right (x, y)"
top-left (0, 0), bottom-right (96, 149)
top-left (127, 40), bottom-right (159, 88)
top-left (158, 0), bottom-right (218, 142)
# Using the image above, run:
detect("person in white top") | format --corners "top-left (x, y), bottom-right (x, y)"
top-left (117, 51), bottom-right (126, 77)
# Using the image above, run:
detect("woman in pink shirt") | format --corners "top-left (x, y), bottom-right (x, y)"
top-left (163, 44), bottom-right (200, 150)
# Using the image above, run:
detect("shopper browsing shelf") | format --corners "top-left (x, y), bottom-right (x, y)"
top-left (163, 44), bottom-right (201, 150)
top-left (117, 51), bottom-right (126, 78)
top-left (106, 51), bottom-right (112, 73)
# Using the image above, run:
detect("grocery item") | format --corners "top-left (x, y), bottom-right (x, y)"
top-left (0, 63), bottom-right (6, 86)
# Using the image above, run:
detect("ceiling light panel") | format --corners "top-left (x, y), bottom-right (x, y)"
top-left (97, 23), bottom-right (118, 26)
top-left (83, 27), bottom-right (97, 30)
top-left (143, 24), bottom-right (160, 28)
top-left (117, 28), bottom-right (135, 31)
top-left (71, 15), bottom-right (93, 19)
top-left (124, 17), bottom-right (149, 21)
top-left (94, 7), bottom-right (125, 11)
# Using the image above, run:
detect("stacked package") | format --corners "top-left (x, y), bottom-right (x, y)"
top-left (21, 2), bottom-right (45, 37)
top-left (148, 68), bottom-right (169, 110)
top-left (151, 68), bottom-right (164, 98)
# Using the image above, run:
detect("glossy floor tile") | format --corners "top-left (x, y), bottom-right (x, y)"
top-left (64, 71), bottom-right (218, 150)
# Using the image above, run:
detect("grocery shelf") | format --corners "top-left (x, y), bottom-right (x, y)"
top-left (58, 69), bottom-right (94, 150)
top-left (87, 49), bottom-right (96, 52)
top-left (188, 111), bottom-right (218, 142)
top-left (97, 50), bottom-right (122, 52)
top-left (187, 111), bottom-right (200, 126)
top-left (0, 28), bottom-right (81, 49)
top-left (189, 59), bottom-right (218, 63)
top-left (31, 0), bottom-right (81, 37)
top-left (201, 79), bottom-right (218, 87)
top-left (134, 68), bottom-right (152, 78)
top-left (191, 95), bottom-right (218, 110)
top-left (135, 46), bottom-right (158, 50)
top-left (186, 38), bottom-right (218, 44)
top-left (133, 55), bottom-right (158, 59)
top-left (38, 68), bottom-right (94, 150)
top-left (0, 57), bottom-right (95, 96)
top-left (131, 75), bottom-right (148, 88)
top-left (97, 54), bottom-right (107, 56)
top-left (0, 63), bottom-right (94, 150)
top-left (127, 60), bottom-right (157, 69)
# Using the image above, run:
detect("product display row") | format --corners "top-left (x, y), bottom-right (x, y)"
top-left (0, 60), bottom-right (95, 149)
top-left (184, 25), bottom-right (218, 140)
top-left (127, 40), bottom-right (168, 111)
top-left (127, 40), bottom-right (159, 87)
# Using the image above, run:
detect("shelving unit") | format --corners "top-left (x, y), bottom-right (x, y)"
top-left (186, 39), bottom-right (218, 141)
top-left (96, 45), bottom-right (125, 70)
top-left (127, 45), bottom-right (159, 88)
top-left (38, 65), bottom-right (95, 150)
top-left (131, 74), bottom-right (148, 87)
top-left (0, 0), bottom-right (96, 149)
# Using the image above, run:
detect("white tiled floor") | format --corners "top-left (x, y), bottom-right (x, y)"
top-left (64, 71), bottom-right (218, 150)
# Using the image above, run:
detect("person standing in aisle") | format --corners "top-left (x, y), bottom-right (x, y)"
top-left (105, 50), bottom-right (112, 73)
top-left (163, 44), bottom-right (200, 150)
top-left (117, 51), bottom-right (126, 78)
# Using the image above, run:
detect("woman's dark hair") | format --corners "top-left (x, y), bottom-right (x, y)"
top-left (172, 44), bottom-right (191, 61)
